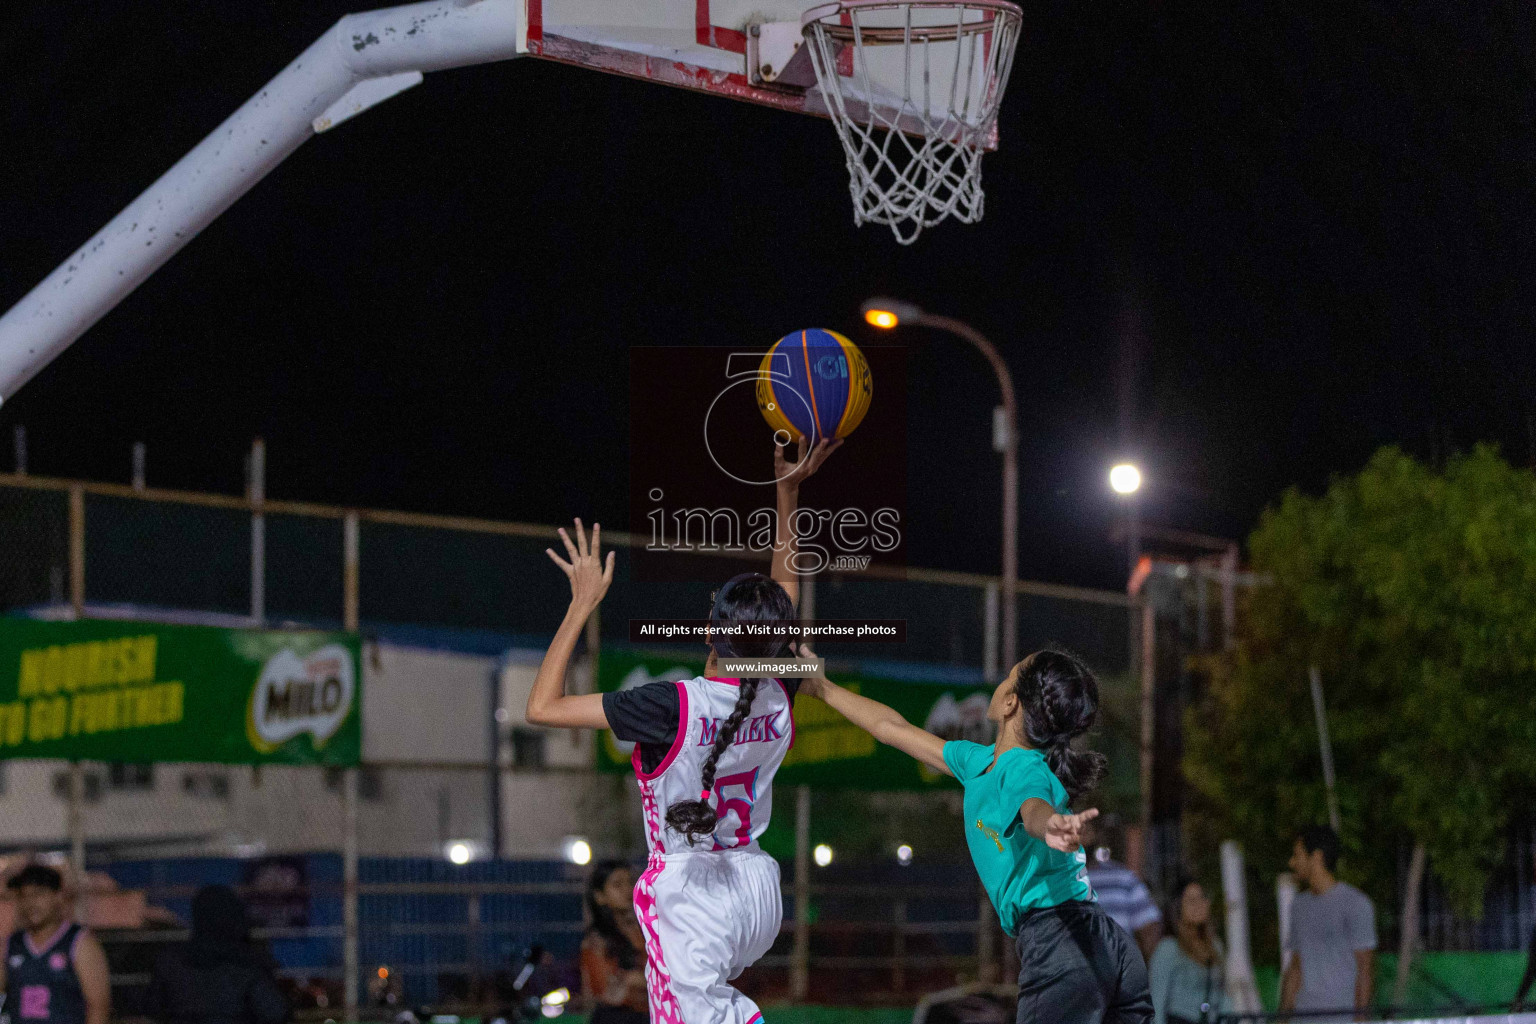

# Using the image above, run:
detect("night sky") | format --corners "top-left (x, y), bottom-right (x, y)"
top-left (3, 1), bottom-right (1533, 591)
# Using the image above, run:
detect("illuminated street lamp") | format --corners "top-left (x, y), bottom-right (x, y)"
top-left (563, 837), bottom-right (592, 866)
top-left (861, 297), bottom-right (1018, 677)
top-left (1109, 463), bottom-right (1142, 495)
top-left (1110, 461), bottom-right (1144, 577)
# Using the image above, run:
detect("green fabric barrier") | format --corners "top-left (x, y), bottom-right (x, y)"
top-left (1253, 952), bottom-right (1528, 1013)
top-left (468, 952), bottom-right (1532, 1024)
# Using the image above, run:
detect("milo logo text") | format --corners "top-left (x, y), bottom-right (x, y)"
top-left (248, 644), bottom-right (355, 752)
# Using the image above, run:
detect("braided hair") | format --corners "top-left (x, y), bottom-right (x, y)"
top-left (665, 572), bottom-right (795, 845)
top-left (1011, 648), bottom-right (1108, 800)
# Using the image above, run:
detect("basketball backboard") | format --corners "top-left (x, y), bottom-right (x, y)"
top-left (518, 0), bottom-right (1009, 148)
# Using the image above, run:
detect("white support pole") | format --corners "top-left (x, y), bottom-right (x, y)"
top-left (1221, 543), bottom-right (1238, 651)
top-left (69, 486), bottom-right (86, 617)
top-left (983, 580), bottom-right (1000, 683)
top-left (1138, 601), bottom-right (1156, 878)
top-left (0, 0), bottom-right (524, 404)
top-left (791, 784), bottom-right (811, 1002)
top-left (249, 439), bottom-right (266, 625)
top-left (1393, 843), bottom-right (1427, 1009)
top-left (342, 766), bottom-right (359, 1020)
top-left (67, 762), bottom-right (86, 879)
top-left (1194, 562), bottom-right (1209, 650)
top-left (342, 513), bottom-right (361, 1020)
top-left (1308, 665), bottom-right (1342, 835)
top-left (1277, 871), bottom-right (1298, 974)
top-left (1219, 841), bottom-right (1262, 1015)
top-left (67, 486), bottom-right (87, 909)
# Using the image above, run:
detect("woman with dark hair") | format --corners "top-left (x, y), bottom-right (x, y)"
top-left (525, 438), bottom-right (837, 1024)
top-left (1148, 877), bottom-right (1224, 1024)
top-left (145, 885), bottom-right (288, 1024)
top-left (803, 649), bottom-right (1153, 1024)
top-left (580, 861), bottom-right (647, 1024)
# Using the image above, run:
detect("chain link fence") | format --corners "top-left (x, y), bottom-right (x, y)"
top-left (4, 469), bottom-right (1529, 1020)
top-left (0, 470), bottom-right (1144, 1015)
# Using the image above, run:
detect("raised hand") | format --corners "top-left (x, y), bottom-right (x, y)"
top-left (546, 518), bottom-right (615, 612)
top-left (792, 642), bottom-right (826, 698)
top-left (1042, 807), bottom-right (1099, 853)
top-left (775, 434), bottom-right (842, 491)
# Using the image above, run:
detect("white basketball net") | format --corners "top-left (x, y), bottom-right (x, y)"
top-left (802, 0), bottom-right (1023, 244)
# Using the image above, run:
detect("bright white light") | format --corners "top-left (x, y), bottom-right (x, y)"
top-left (446, 842), bottom-right (472, 866)
top-left (565, 838), bottom-right (592, 866)
top-left (813, 844), bottom-right (834, 867)
top-left (541, 988), bottom-right (571, 1008)
top-left (896, 844), bottom-right (913, 866)
top-left (1109, 463), bottom-right (1142, 495)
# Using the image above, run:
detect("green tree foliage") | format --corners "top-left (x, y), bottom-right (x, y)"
top-left (1184, 445), bottom-right (1536, 918)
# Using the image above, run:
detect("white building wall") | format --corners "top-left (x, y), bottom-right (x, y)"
top-left (0, 643), bottom-right (614, 861)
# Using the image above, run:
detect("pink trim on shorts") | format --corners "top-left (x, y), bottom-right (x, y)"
top-left (705, 675), bottom-right (741, 686)
top-left (746, 1013), bottom-right (764, 1024)
top-left (773, 678), bottom-right (796, 749)
top-left (632, 681), bottom-right (690, 782)
top-left (633, 857), bottom-right (686, 1024)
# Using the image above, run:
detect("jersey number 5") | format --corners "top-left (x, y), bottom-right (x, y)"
top-left (710, 767), bottom-right (760, 851)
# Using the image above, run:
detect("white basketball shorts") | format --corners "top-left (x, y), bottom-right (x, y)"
top-left (633, 846), bottom-right (783, 1024)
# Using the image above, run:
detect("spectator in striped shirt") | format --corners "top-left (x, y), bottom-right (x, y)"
top-left (1084, 822), bottom-right (1164, 963)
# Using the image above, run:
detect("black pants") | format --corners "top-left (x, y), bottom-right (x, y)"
top-left (589, 1006), bottom-right (648, 1024)
top-left (1014, 900), bottom-right (1153, 1024)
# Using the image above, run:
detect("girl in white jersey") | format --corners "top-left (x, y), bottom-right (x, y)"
top-left (526, 439), bottom-right (837, 1024)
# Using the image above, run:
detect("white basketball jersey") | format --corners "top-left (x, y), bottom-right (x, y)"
top-left (632, 675), bottom-right (794, 856)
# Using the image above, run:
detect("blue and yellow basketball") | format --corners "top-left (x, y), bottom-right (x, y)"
top-left (756, 329), bottom-right (872, 443)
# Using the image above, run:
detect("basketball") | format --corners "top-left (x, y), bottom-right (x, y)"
top-left (756, 328), bottom-right (873, 444)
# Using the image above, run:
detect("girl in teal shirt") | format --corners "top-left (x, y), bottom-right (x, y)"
top-left (802, 649), bottom-right (1152, 1024)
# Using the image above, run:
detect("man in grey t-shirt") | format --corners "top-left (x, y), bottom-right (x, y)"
top-left (1280, 825), bottom-right (1376, 1023)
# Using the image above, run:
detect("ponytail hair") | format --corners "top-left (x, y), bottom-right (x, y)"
top-left (665, 572), bottom-right (795, 846)
top-left (1012, 647), bottom-right (1107, 801)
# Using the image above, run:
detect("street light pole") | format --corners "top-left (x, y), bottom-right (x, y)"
top-left (1108, 460), bottom-right (1150, 877)
top-left (862, 299), bottom-right (1018, 674)
top-left (915, 313), bottom-right (1019, 674)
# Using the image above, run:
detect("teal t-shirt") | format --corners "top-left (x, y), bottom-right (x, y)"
top-left (943, 740), bottom-right (1095, 935)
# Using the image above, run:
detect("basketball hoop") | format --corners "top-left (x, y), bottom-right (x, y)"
top-left (801, 0), bottom-right (1023, 244)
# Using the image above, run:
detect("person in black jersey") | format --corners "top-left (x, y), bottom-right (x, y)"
top-left (0, 865), bottom-right (110, 1024)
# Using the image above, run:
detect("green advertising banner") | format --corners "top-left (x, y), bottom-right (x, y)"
top-left (0, 619), bottom-right (361, 766)
top-left (594, 649), bottom-right (994, 790)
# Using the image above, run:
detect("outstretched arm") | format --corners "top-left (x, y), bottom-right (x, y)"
top-left (771, 436), bottom-right (841, 608)
top-left (800, 674), bottom-right (950, 775)
top-left (526, 520), bottom-right (615, 730)
top-left (1018, 801), bottom-right (1099, 851)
